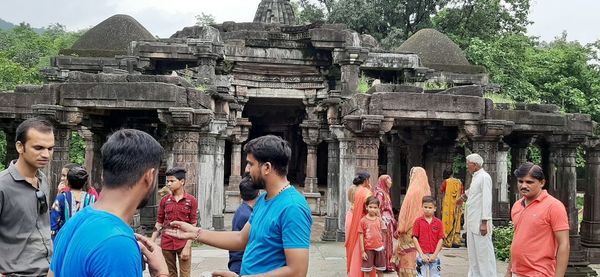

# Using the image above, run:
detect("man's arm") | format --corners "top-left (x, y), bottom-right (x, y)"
top-left (197, 222), bottom-right (251, 251)
top-left (150, 222), bottom-right (163, 242)
top-left (555, 230), bottom-right (570, 277)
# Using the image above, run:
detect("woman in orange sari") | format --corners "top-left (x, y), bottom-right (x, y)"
top-left (393, 167), bottom-right (432, 277)
top-left (441, 168), bottom-right (464, 248)
top-left (374, 174), bottom-right (396, 272)
top-left (345, 172), bottom-right (376, 277)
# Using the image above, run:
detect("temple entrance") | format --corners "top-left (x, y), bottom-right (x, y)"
top-left (242, 97), bottom-right (307, 185)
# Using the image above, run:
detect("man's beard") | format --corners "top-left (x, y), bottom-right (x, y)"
top-left (137, 189), bottom-right (153, 209)
top-left (251, 175), bottom-right (266, 190)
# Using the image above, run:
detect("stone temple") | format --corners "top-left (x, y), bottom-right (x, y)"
top-left (0, 0), bottom-right (599, 274)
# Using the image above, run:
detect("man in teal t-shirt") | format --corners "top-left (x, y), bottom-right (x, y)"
top-left (50, 129), bottom-right (170, 277)
top-left (168, 135), bottom-right (312, 276)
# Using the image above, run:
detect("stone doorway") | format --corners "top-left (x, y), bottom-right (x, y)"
top-left (242, 97), bottom-right (307, 185)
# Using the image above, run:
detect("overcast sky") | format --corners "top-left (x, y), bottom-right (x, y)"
top-left (1, 0), bottom-right (599, 44)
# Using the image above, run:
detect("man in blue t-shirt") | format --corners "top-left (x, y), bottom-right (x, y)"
top-left (168, 135), bottom-right (312, 276)
top-left (50, 129), bottom-right (169, 277)
top-left (228, 175), bottom-right (259, 274)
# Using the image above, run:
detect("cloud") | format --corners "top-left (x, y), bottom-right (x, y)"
top-left (0, 0), bottom-right (260, 37)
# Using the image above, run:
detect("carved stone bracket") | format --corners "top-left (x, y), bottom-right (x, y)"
top-left (158, 107), bottom-right (213, 129)
top-left (333, 47), bottom-right (369, 66)
top-left (343, 115), bottom-right (394, 137)
top-left (32, 104), bottom-right (83, 127)
top-left (301, 120), bottom-right (322, 146)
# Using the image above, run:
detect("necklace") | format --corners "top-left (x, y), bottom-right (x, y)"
top-left (268, 183), bottom-right (291, 200)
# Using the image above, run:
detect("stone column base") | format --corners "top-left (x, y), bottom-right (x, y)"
top-left (584, 246), bottom-right (600, 264)
top-left (304, 177), bottom-right (319, 193)
top-left (321, 216), bottom-right (339, 241)
top-left (336, 229), bottom-right (345, 242)
top-left (304, 192), bottom-right (322, 215)
top-left (565, 266), bottom-right (598, 277)
top-left (228, 175), bottom-right (242, 188)
top-left (225, 190), bottom-right (241, 213)
top-left (213, 215), bottom-right (225, 231)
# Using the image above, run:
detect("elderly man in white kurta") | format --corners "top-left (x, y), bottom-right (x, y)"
top-left (462, 153), bottom-right (497, 277)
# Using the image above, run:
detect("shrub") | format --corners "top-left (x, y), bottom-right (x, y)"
top-left (493, 222), bottom-right (514, 262)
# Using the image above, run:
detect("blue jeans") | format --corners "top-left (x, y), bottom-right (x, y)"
top-left (416, 254), bottom-right (441, 277)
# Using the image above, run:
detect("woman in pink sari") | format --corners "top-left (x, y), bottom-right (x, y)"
top-left (345, 172), bottom-right (376, 277)
top-left (393, 167), bottom-right (432, 277)
top-left (374, 174), bottom-right (397, 272)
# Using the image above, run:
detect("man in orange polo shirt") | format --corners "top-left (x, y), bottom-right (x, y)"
top-left (151, 167), bottom-right (198, 277)
top-left (506, 163), bottom-right (570, 277)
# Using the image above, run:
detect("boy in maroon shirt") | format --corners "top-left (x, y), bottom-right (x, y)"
top-left (413, 196), bottom-right (445, 277)
top-left (151, 167), bottom-right (198, 277)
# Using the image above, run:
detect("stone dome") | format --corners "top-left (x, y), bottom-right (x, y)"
top-left (61, 14), bottom-right (155, 57)
top-left (253, 0), bottom-right (297, 25)
top-left (397, 28), bottom-right (485, 73)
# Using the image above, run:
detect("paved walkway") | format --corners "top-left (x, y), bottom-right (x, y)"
top-left (147, 215), bottom-right (600, 276)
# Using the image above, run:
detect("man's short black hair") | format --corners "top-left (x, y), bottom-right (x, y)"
top-left (243, 135), bottom-right (291, 176)
top-left (100, 129), bottom-right (164, 189)
top-left (165, 167), bottom-right (186, 181)
top-left (15, 118), bottom-right (54, 145)
top-left (63, 163), bottom-right (79, 171)
top-left (239, 175), bottom-right (259, 201)
top-left (67, 166), bottom-right (89, 190)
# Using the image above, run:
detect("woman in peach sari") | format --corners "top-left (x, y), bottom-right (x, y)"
top-left (393, 167), bottom-right (432, 277)
top-left (345, 172), bottom-right (376, 277)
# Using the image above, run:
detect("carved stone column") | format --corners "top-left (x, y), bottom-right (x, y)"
top-left (497, 143), bottom-right (510, 204)
top-left (385, 133), bottom-right (403, 210)
top-left (3, 129), bottom-right (18, 166)
top-left (333, 46), bottom-right (368, 97)
top-left (546, 135), bottom-right (597, 275)
top-left (582, 142), bottom-right (600, 263)
top-left (227, 118), bottom-right (250, 188)
top-left (330, 125), bottom-right (355, 242)
top-left (79, 127), bottom-right (99, 190)
top-left (301, 120), bottom-right (321, 193)
top-left (213, 125), bottom-right (228, 231)
top-left (505, 136), bottom-right (532, 205)
top-left (159, 107), bottom-right (213, 228)
top-left (322, 137), bottom-right (340, 241)
top-left (463, 120), bottom-right (513, 226)
top-left (199, 133), bottom-right (216, 229)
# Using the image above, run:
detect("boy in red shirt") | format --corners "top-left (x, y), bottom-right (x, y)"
top-left (359, 196), bottom-right (387, 277)
top-left (413, 196), bottom-right (445, 277)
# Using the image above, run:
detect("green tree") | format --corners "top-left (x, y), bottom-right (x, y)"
top-left (432, 0), bottom-right (531, 48)
top-left (328, 0), bottom-right (449, 49)
top-left (293, 0), bottom-right (326, 24)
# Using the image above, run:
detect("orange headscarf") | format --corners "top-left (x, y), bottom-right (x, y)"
top-left (397, 167), bottom-right (432, 234)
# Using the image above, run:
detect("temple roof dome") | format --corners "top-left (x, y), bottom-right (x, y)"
top-left (61, 14), bottom-right (155, 57)
top-left (397, 28), bottom-right (485, 74)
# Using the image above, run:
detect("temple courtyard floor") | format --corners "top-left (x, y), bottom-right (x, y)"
top-left (147, 215), bottom-right (600, 276)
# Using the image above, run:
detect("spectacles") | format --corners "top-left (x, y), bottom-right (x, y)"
top-left (35, 190), bottom-right (48, 215)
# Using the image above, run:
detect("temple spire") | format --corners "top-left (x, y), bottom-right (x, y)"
top-left (253, 0), bottom-right (297, 25)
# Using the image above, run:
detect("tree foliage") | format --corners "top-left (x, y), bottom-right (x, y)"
top-left (0, 23), bottom-right (81, 91)
top-left (195, 13), bottom-right (216, 27)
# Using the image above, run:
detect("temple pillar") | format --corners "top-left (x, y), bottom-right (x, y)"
top-left (158, 107), bottom-right (213, 228)
top-left (497, 143), bottom-right (510, 208)
top-left (4, 129), bottom-right (18, 166)
top-left (333, 46), bottom-right (368, 97)
top-left (331, 125), bottom-right (355, 242)
top-left (321, 138), bottom-right (340, 241)
top-left (386, 133), bottom-right (403, 210)
top-left (212, 128), bottom-right (227, 231)
top-left (582, 142), bottom-right (600, 263)
top-left (78, 127), bottom-right (103, 191)
top-left (546, 135), bottom-right (597, 276)
top-left (301, 120), bottom-right (321, 193)
top-left (506, 137), bottom-right (531, 205)
top-left (227, 119), bottom-right (250, 188)
top-left (425, 141), bottom-right (457, 216)
top-left (463, 120), bottom-right (512, 226)
top-left (355, 135), bottom-right (380, 187)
